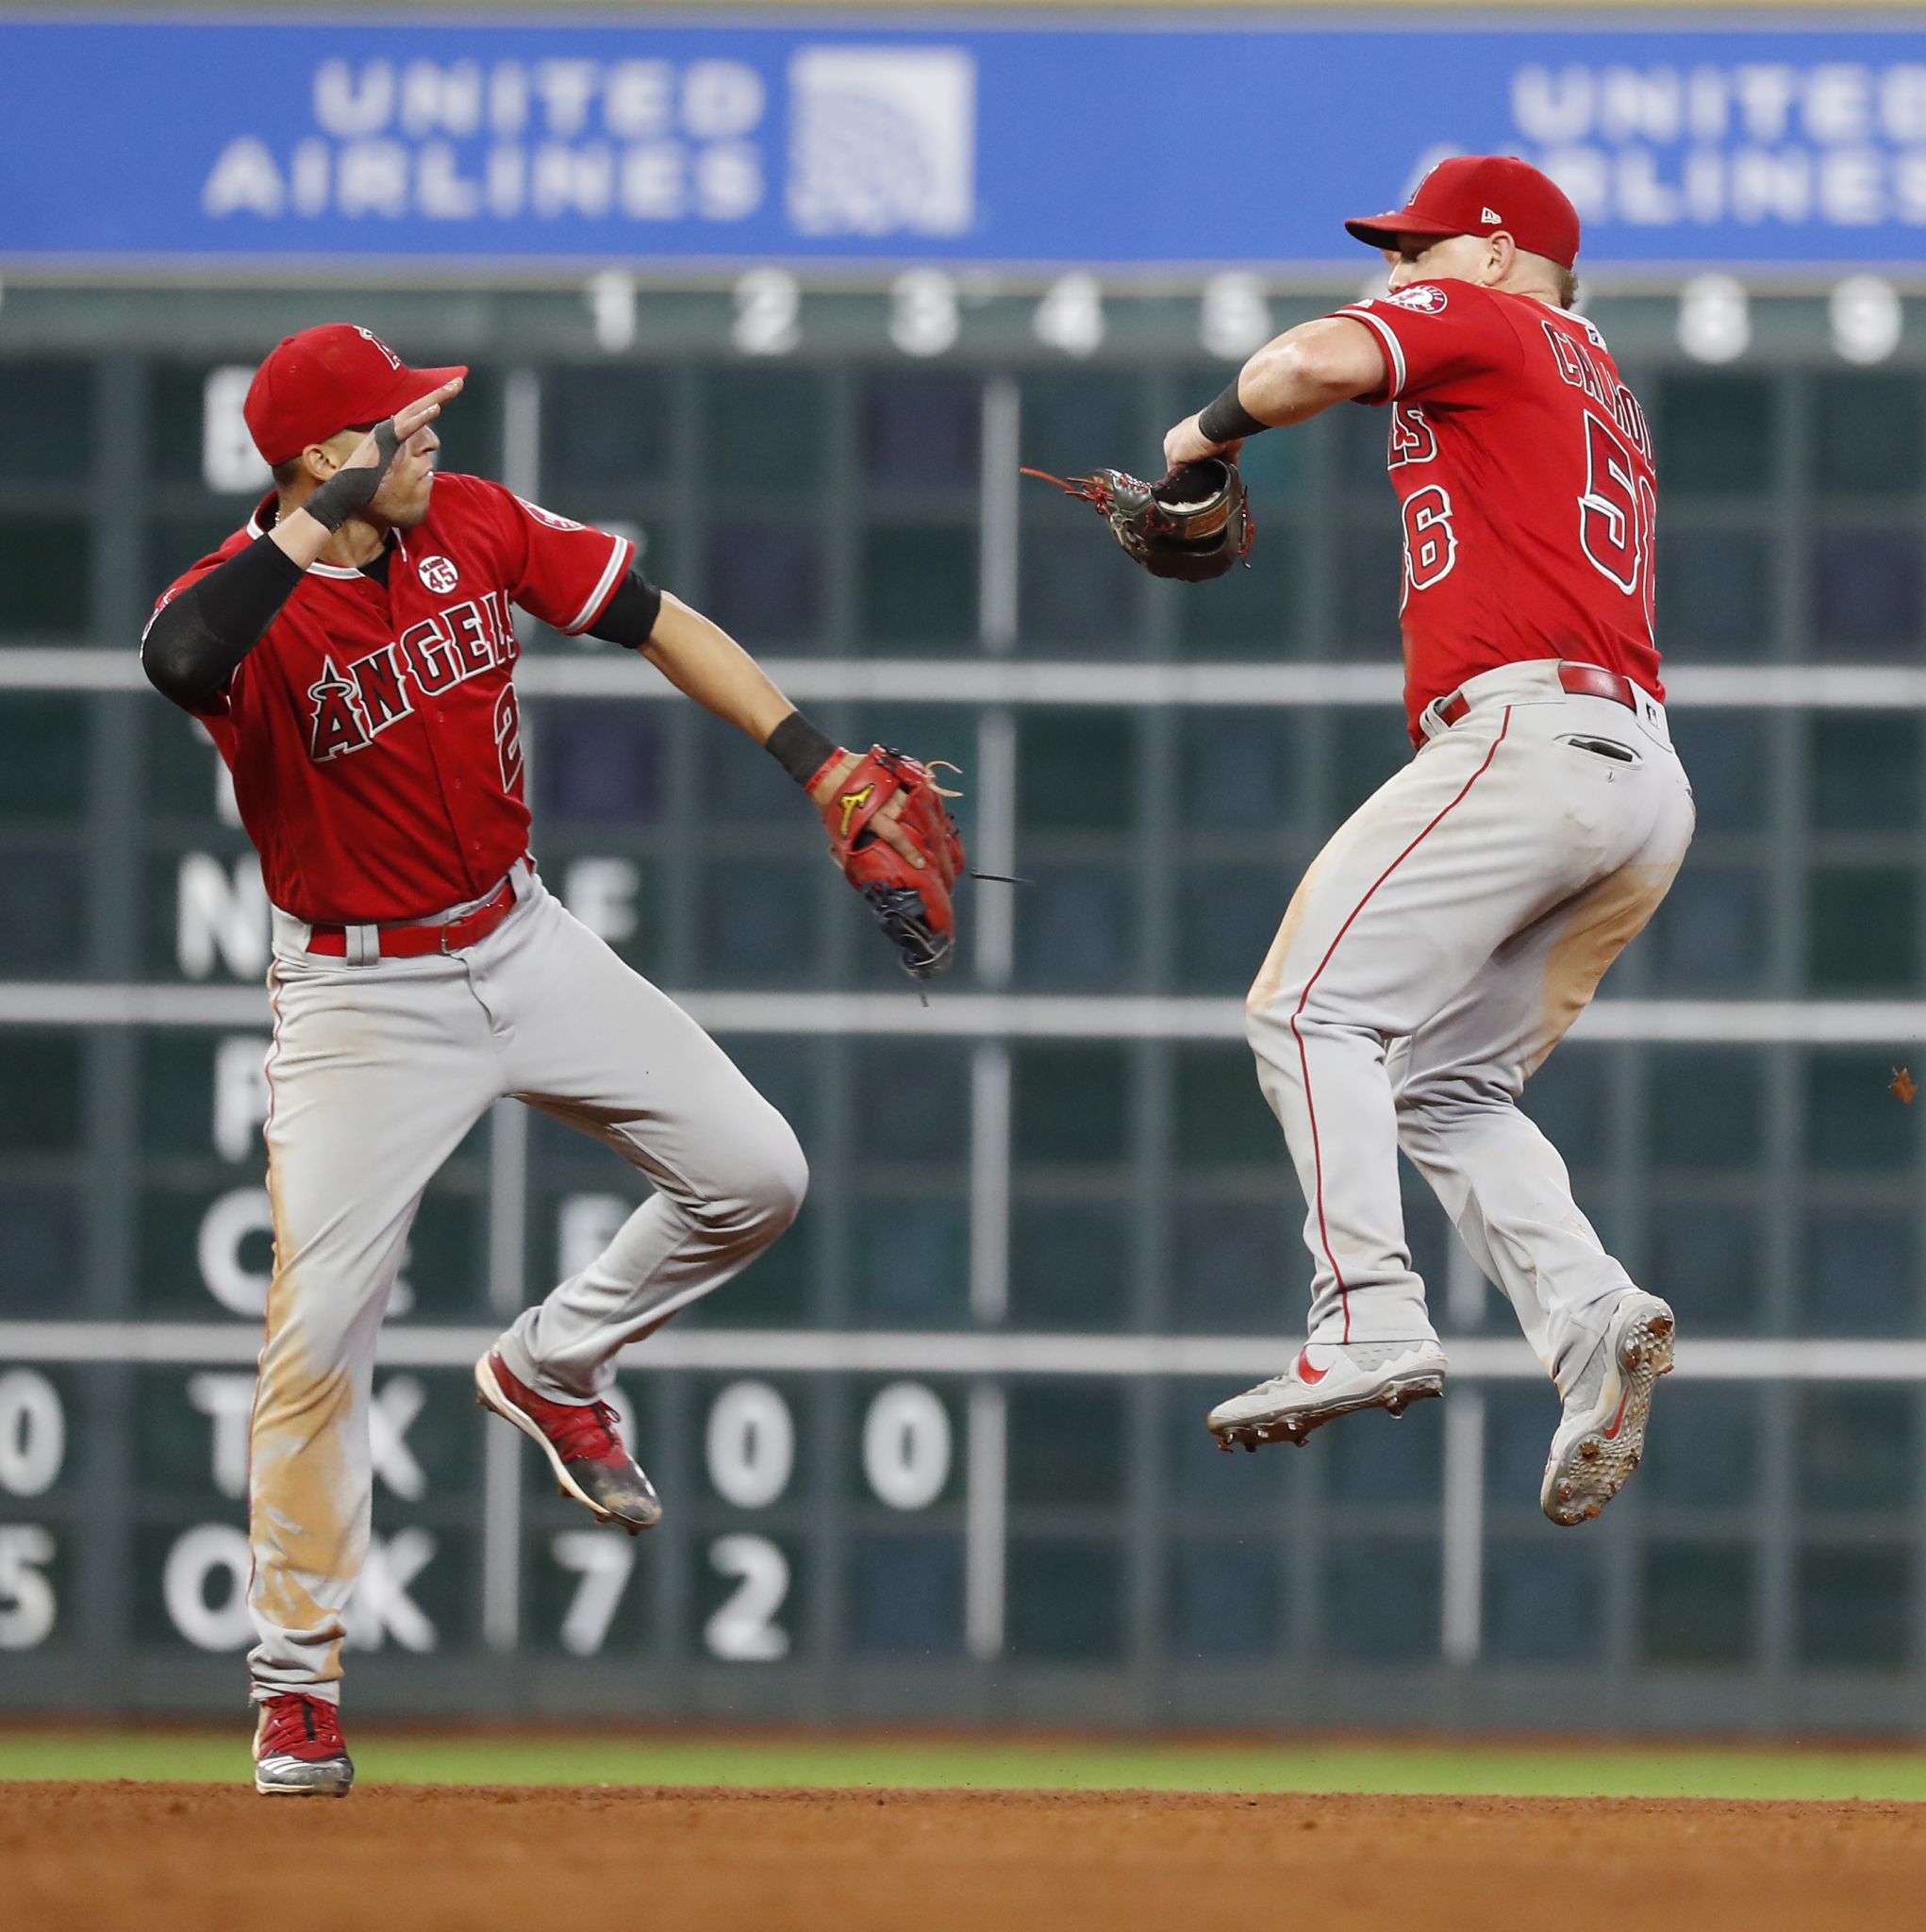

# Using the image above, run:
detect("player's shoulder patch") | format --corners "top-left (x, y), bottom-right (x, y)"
top-left (515, 494), bottom-right (586, 533)
top-left (1383, 283), bottom-right (1451, 315)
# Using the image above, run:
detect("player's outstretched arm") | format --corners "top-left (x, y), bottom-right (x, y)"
top-left (639, 591), bottom-right (928, 872)
top-left (1164, 316), bottom-right (1385, 471)
top-left (639, 591), bottom-right (801, 748)
top-left (639, 591), bottom-right (965, 977)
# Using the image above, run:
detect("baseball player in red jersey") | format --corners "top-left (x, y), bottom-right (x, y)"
top-left (1163, 158), bottom-right (1693, 1522)
top-left (141, 325), bottom-right (960, 1795)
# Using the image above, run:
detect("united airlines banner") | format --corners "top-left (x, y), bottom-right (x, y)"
top-left (6, 17), bottom-right (1926, 267)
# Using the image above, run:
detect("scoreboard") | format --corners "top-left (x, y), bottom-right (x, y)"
top-left (7, 273), bottom-right (1926, 1738)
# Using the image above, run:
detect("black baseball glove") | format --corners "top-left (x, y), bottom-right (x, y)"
top-left (1021, 457), bottom-right (1253, 581)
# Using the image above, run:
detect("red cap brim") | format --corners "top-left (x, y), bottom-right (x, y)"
top-left (374, 361), bottom-right (469, 422)
top-left (1344, 211), bottom-right (1470, 252)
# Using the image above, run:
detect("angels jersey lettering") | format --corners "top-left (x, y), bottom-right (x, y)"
top-left (1335, 281), bottom-right (1663, 740)
top-left (148, 473), bottom-right (631, 923)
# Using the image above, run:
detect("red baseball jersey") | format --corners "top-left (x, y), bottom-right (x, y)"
top-left (1332, 280), bottom-right (1663, 740)
top-left (146, 473), bottom-right (632, 924)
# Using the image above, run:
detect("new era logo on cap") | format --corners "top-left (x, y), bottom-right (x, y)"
top-left (242, 324), bottom-right (467, 468)
top-left (1481, 207), bottom-right (1502, 224)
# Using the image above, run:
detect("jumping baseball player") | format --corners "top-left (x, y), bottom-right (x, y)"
top-left (141, 324), bottom-right (962, 1795)
top-left (1161, 158), bottom-right (1692, 1520)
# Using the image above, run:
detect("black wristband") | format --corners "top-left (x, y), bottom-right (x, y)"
top-left (766, 710), bottom-right (840, 788)
top-left (1197, 382), bottom-right (1268, 446)
top-left (301, 418), bottom-right (401, 533)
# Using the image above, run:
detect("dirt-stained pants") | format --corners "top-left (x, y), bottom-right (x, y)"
top-left (248, 866), bottom-right (806, 1702)
top-left (1244, 660), bottom-right (1695, 1390)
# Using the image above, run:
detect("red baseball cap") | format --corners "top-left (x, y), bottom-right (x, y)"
top-left (243, 323), bottom-right (467, 467)
top-left (1345, 155), bottom-right (1581, 270)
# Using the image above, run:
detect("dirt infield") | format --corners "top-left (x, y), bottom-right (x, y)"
top-left (7, 1782), bottom-right (1924, 1931)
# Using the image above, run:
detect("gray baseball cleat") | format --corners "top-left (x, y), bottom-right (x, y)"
top-left (1541, 1291), bottom-right (1676, 1527)
top-left (253, 1693), bottom-right (354, 1797)
top-left (1207, 1338), bottom-right (1449, 1451)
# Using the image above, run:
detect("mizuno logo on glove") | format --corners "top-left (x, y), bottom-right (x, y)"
top-left (812, 747), bottom-right (967, 982)
top-left (837, 785), bottom-right (875, 838)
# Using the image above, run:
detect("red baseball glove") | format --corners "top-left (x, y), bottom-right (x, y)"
top-left (808, 745), bottom-right (967, 979)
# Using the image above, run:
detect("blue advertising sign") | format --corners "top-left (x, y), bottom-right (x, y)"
top-left (5, 16), bottom-right (1926, 268)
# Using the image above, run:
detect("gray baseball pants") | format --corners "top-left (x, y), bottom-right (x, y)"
top-left (1244, 660), bottom-right (1696, 1391)
top-left (247, 863), bottom-right (806, 1702)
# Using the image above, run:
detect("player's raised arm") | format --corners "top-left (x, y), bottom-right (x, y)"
top-left (1164, 316), bottom-right (1386, 471)
top-left (274, 380), bottom-right (461, 558)
top-left (141, 381), bottom-right (459, 712)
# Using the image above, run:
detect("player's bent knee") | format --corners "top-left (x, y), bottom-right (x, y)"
top-left (707, 1111), bottom-right (808, 1247)
top-left (1243, 990), bottom-right (1308, 1071)
top-left (756, 1121), bottom-right (810, 1235)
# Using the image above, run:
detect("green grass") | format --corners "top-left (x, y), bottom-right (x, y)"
top-left (3, 1732), bottom-right (1926, 1801)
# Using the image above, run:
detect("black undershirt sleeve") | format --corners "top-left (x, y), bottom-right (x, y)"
top-left (583, 568), bottom-right (664, 650)
top-left (141, 534), bottom-right (306, 713)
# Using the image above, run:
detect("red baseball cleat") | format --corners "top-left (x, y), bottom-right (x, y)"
top-left (473, 1348), bottom-right (662, 1535)
top-left (253, 1693), bottom-right (354, 1797)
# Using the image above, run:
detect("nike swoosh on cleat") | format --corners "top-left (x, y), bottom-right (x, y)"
top-left (1295, 1347), bottom-right (1330, 1387)
top-left (1602, 1388), bottom-right (1633, 1440)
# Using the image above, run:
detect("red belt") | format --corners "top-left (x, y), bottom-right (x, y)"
top-left (1436, 660), bottom-right (1637, 728)
top-left (306, 874), bottom-right (518, 959)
